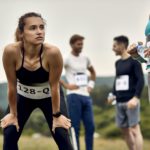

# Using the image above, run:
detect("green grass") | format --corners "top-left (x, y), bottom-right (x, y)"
top-left (0, 135), bottom-right (150, 150)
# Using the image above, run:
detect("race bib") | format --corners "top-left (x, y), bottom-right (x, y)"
top-left (115, 75), bottom-right (129, 91)
top-left (17, 82), bottom-right (51, 99)
top-left (74, 73), bottom-right (88, 86)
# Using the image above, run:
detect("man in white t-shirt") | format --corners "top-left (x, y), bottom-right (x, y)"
top-left (61, 34), bottom-right (96, 150)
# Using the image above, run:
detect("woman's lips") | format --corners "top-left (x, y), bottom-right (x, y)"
top-left (35, 37), bottom-right (43, 40)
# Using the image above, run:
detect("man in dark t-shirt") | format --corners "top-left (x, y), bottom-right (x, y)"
top-left (108, 35), bottom-right (144, 150)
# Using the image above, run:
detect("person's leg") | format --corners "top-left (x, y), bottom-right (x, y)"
top-left (121, 127), bottom-right (136, 150)
top-left (131, 124), bottom-right (143, 150)
top-left (82, 96), bottom-right (95, 150)
top-left (3, 95), bottom-right (35, 150)
top-left (116, 103), bottom-right (136, 150)
top-left (39, 97), bottom-right (73, 150)
top-left (127, 103), bottom-right (143, 150)
top-left (67, 94), bottom-right (82, 150)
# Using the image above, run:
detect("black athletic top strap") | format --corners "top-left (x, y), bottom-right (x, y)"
top-left (39, 44), bottom-right (43, 67)
top-left (21, 46), bottom-right (25, 67)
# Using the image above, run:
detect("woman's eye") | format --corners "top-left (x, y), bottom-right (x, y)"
top-left (29, 25), bottom-right (45, 30)
top-left (30, 26), bottom-right (36, 30)
top-left (40, 25), bottom-right (45, 30)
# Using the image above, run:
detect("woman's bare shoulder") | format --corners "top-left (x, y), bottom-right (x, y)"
top-left (44, 43), bottom-right (60, 56)
top-left (4, 42), bottom-right (21, 54)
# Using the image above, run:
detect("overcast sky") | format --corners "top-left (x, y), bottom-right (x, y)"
top-left (0, 0), bottom-right (150, 82)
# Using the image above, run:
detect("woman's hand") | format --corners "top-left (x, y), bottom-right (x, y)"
top-left (0, 113), bottom-right (19, 132)
top-left (52, 115), bottom-right (71, 133)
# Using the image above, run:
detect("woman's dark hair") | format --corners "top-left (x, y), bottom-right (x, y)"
top-left (69, 34), bottom-right (85, 45)
top-left (15, 12), bottom-right (45, 41)
top-left (114, 35), bottom-right (129, 48)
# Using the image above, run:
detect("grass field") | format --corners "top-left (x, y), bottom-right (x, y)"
top-left (0, 135), bottom-right (150, 150)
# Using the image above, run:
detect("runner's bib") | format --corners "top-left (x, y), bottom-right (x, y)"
top-left (115, 75), bottom-right (129, 91)
top-left (74, 73), bottom-right (88, 86)
top-left (17, 82), bottom-right (51, 99)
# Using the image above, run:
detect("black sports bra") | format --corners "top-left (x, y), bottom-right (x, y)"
top-left (16, 44), bottom-right (49, 85)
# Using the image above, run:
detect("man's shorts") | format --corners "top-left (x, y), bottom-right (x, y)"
top-left (116, 102), bottom-right (140, 128)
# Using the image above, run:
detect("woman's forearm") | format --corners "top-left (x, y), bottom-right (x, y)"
top-left (51, 84), bottom-right (60, 114)
top-left (8, 87), bottom-right (17, 116)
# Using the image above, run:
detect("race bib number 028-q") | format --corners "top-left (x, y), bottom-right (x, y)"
top-left (17, 82), bottom-right (51, 99)
top-left (115, 75), bottom-right (129, 91)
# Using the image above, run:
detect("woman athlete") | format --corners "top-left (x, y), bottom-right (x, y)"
top-left (0, 12), bottom-right (73, 150)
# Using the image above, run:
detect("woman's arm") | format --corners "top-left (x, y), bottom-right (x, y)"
top-left (48, 47), bottom-right (63, 114)
top-left (47, 46), bottom-right (71, 131)
top-left (1, 45), bottom-right (19, 131)
top-left (3, 45), bottom-right (17, 116)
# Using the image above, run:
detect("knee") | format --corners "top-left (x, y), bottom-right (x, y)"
top-left (131, 125), bottom-right (141, 137)
top-left (3, 125), bottom-right (19, 142)
top-left (121, 128), bottom-right (135, 144)
top-left (121, 128), bottom-right (130, 137)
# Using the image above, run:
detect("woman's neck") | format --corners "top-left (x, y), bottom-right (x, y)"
top-left (23, 42), bottom-right (42, 59)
